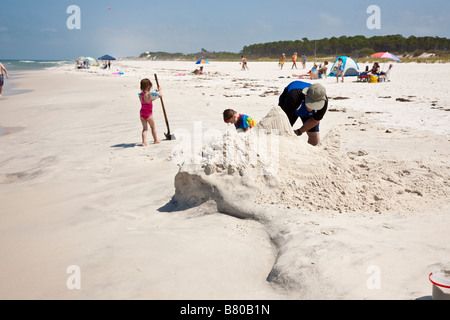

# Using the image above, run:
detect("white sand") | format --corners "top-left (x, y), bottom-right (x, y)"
top-left (0, 60), bottom-right (449, 300)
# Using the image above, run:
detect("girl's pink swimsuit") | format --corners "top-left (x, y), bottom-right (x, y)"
top-left (139, 92), bottom-right (153, 120)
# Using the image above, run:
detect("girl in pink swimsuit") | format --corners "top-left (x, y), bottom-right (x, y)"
top-left (139, 78), bottom-right (161, 146)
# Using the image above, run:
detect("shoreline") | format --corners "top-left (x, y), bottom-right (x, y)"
top-left (0, 71), bottom-right (36, 98)
top-left (0, 62), bottom-right (449, 299)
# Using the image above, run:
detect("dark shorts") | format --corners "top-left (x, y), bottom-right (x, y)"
top-left (300, 116), bottom-right (320, 132)
top-left (0, 74), bottom-right (4, 86)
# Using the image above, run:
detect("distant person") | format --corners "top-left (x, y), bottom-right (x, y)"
top-left (318, 61), bottom-right (328, 79)
top-left (278, 81), bottom-right (328, 146)
top-left (279, 53), bottom-right (286, 70)
top-left (291, 52), bottom-right (298, 69)
top-left (293, 64), bottom-right (319, 80)
top-left (139, 78), bottom-right (161, 146)
top-left (193, 66), bottom-right (205, 75)
top-left (241, 56), bottom-right (249, 71)
top-left (301, 53), bottom-right (307, 69)
top-left (367, 62), bottom-right (380, 76)
top-left (108, 60), bottom-right (111, 69)
top-left (0, 62), bottom-right (9, 98)
top-left (223, 109), bottom-right (257, 132)
top-left (380, 64), bottom-right (393, 81)
top-left (336, 58), bottom-right (344, 83)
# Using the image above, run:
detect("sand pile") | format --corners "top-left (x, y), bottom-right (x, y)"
top-left (173, 106), bottom-right (449, 217)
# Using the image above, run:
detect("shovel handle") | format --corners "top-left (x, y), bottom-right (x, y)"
top-left (154, 74), bottom-right (170, 135)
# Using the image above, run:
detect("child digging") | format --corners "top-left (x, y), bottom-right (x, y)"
top-left (223, 109), bottom-right (257, 132)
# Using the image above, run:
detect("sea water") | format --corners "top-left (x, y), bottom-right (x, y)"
top-left (1, 59), bottom-right (72, 72)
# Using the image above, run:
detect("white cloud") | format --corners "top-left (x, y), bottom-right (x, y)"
top-left (0, 27), bottom-right (8, 32)
top-left (319, 12), bottom-right (344, 27)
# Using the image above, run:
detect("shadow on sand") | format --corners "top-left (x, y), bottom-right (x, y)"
top-left (111, 143), bottom-right (140, 148)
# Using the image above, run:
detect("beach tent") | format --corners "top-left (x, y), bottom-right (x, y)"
top-left (98, 54), bottom-right (116, 61)
top-left (328, 56), bottom-right (360, 77)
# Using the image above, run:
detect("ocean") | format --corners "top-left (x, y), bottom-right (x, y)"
top-left (1, 59), bottom-right (73, 72)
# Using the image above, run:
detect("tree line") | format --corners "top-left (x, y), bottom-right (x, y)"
top-left (242, 35), bottom-right (450, 59)
top-left (138, 35), bottom-right (450, 61)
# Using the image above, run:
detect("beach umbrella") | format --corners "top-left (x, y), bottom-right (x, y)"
top-left (195, 59), bottom-right (210, 64)
top-left (86, 57), bottom-right (100, 66)
top-left (98, 54), bottom-right (116, 61)
top-left (370, 52), bottom-right (401, 62)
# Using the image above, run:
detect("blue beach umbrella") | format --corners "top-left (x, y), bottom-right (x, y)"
top-left (98, 54), bottom-right (116, 61)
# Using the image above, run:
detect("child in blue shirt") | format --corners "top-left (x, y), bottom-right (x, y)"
top-left (223, 109), bottom-right (257, 132)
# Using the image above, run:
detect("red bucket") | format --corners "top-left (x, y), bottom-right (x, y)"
top-left (429, 269), bottom-right (450, 300)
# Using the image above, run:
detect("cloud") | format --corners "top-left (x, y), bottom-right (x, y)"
top-left (0, 27), bottom-right (8, 32)
top-left (388, 10), bottom-right (450, 37)
top-left (319, 12), bottom-right (344, 27)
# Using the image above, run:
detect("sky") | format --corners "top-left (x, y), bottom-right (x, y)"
top-left (0, 0), bottom-right (449, 60)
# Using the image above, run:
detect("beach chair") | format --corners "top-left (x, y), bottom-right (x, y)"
top-left (381, 65), bottom-right (393, 81)
top-left (357, 72), bottom-right (369, 82)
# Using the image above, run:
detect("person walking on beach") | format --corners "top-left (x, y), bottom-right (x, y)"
top-left (301, 53), bottom-right (307, 69)
top-left (223, 109), bottom-right (257, 132)
top-left (139, 78), bottom-right (161, 146)
top-left (291, 52), bottom-right (298, 69)
top-left (278, 81), bottom-right (328, 146)
top-left (0, 62), bottom-right (9, 98)
top-left (279, 53), bottom-right (286, 70)
top-left (241, 56), bottom-right (249, 71)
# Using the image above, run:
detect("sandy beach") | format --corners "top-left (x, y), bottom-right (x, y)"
top-left (0, 60), bottom-right (449, 300)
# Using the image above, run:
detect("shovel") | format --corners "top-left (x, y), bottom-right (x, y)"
top-left (154, 74), bottom-right (176, 140)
